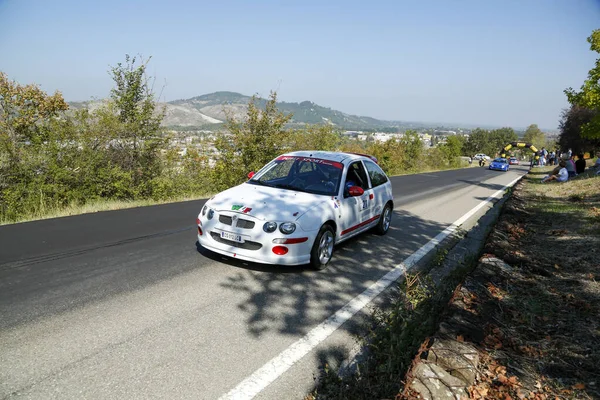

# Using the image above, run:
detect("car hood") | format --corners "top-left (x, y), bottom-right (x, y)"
top-left (207, 183), bottom-right (329, 221)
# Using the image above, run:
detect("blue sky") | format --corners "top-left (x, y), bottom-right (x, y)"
top-left (0, 0), bottom-right (598, 129)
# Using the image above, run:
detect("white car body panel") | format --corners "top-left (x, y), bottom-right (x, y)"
top-left (210, 183), bottom-right (329, 222)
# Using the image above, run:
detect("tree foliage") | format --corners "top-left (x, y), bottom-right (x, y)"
top-left (522, 124), bottom-right (546, 149)
top-left (558, 105), bottom-right (600, 154)
top-left (564, 29), bottom-right (600, 139)
top-left (107, 54), bottom-right (166, 190)
top-left (464, 127), bottom-right (518, 157)
top-left (0, 55), bottom-right (184, 222)
top-left (287, 124), bottom-right (342, 152)
top-left (0, 72), bottom-right (69, 164)
top-left (439, 135), bottom-right (465, 166)
top-left (211, 91), bottom-right (293, 191)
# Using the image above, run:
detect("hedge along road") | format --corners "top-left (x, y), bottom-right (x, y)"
top-left (0, 165), bottom-right (529, 399)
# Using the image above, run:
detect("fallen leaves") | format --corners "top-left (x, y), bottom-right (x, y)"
top-left (486, 283), bottom-right (506, 300)
top-left (548, 229), bottom-right (568, 236)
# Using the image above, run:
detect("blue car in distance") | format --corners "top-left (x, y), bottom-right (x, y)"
top-left (489, 157), bottom-right (510, 171)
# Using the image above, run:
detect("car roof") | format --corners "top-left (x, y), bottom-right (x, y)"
top-left (282, 151), bottom-right (372, 164)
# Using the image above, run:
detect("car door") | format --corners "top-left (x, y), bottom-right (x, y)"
top-left (363, 159), bottom-right (390, 219)
top-left (337, 161), bottom-right (373, 239)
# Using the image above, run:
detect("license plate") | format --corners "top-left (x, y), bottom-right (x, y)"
top-left (221, 231), bottom-right (243, 243)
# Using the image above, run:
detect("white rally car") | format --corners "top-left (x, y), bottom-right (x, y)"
top-left (197, 151), bottom-right (394, 269)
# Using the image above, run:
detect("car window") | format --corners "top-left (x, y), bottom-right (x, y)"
top-left (344, 161), bottom-right (369, 197)
top-left (250, 156), bottom-right (343, 196)
top-left (259, 158), bottom-right (294, 181)
top-left (363, 160), bottom-right (388, 188)
top-left (298, 161), bottom-right (315, 173)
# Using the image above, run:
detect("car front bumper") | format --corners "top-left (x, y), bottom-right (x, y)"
top-left (197, 211), bottom-right (317, 266)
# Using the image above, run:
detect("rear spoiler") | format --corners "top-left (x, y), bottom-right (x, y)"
top-left (349, 153), bottom-right (379, 164)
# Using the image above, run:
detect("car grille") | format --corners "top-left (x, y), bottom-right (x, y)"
top-left (218, 215), bottom-right (255, 229)
top-left (209, 232), bottom-right (262, 250)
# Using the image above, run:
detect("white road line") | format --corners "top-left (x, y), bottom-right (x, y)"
top-left (220, 175), bottom-right (523, 400)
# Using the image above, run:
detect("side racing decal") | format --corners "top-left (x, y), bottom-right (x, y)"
top-left (341, 215), bottom-right (380, 236)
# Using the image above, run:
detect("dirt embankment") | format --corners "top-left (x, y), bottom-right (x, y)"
top-left (403, 169), bottom-right (600, 399)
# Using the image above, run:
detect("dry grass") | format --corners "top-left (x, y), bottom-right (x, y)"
top-left (0, 192), bottom-right (211, 226)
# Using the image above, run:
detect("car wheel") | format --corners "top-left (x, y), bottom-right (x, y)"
top-left (374, 203), bottom-right (392, 235)
top-left (309, 225), bottom-right (335, 270)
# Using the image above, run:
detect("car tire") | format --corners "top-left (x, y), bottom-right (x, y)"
top-left (309, 225), bottom-right (335, 270)
top-left (374, 203), bottom-right (392, 235)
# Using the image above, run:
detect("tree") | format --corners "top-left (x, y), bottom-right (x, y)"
top-left (107, 54), bottom-right (166, 191)
top-left (464, 128), bottom-right (489, 156)
top-left (212, 91), bottom-right (293, 190)
top-left (490, 127), bottom-right (518, 155)
top-left (558, 105), bottom-right (600, 154)
top-left (288, 124), bottom-right (342, 152)
top-left (0, 72), bottom-right (71, 219)
top-left (439, 135), bottom-right (465, 166)
top-left (0, 72), bottom-right (69, 166)
top-left (564, 29), bottom-right (600, 139)
top-left (522, 124), bottom-right (546, 149)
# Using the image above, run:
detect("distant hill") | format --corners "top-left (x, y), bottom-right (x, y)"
top-left (70, 91), bottom-right (402, 131)
top-left (164, 91), bottom-right (398, 130)
top-left (69, 92), bottom-right (548, 133)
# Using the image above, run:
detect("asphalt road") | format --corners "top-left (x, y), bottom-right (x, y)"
top-left (0, 165), bottom-right (529, 399)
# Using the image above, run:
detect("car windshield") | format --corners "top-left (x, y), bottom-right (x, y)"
top-left (247, 156), bottom-right (344, 196)
top-left (494, 158), bottom-right (507, 163)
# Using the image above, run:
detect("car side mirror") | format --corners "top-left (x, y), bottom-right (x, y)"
top-left (348, 186), bottom-right (364, 197)
top-left (247, 171), bottom-right (255, 179)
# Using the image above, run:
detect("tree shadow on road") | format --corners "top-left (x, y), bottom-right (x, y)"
top-left (209, 209), bottom-right (447, 338)
top-left (457, 179), bottom-right (508, 191)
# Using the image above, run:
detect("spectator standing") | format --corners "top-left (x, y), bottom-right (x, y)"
top-left (540, 147), bottom-right (547, 166)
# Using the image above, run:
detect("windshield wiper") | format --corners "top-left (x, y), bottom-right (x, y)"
top-left (274, 183), bottom-right (301, 191)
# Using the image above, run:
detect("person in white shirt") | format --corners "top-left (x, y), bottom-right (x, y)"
top-left (542, 161), bottom-right (569, 183)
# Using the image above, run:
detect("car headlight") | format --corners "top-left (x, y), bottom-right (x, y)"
top-left (202, 205), bottom-right (207, 216)
top-left (207, 209), bottom-right (214, 220)
top-left (263, 221), bottom-right (277, 233)
top-left (279, 222), bottom-right (296, 234)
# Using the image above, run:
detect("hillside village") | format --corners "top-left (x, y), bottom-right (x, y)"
top-left (165, 128), bottom-right (455, 162)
